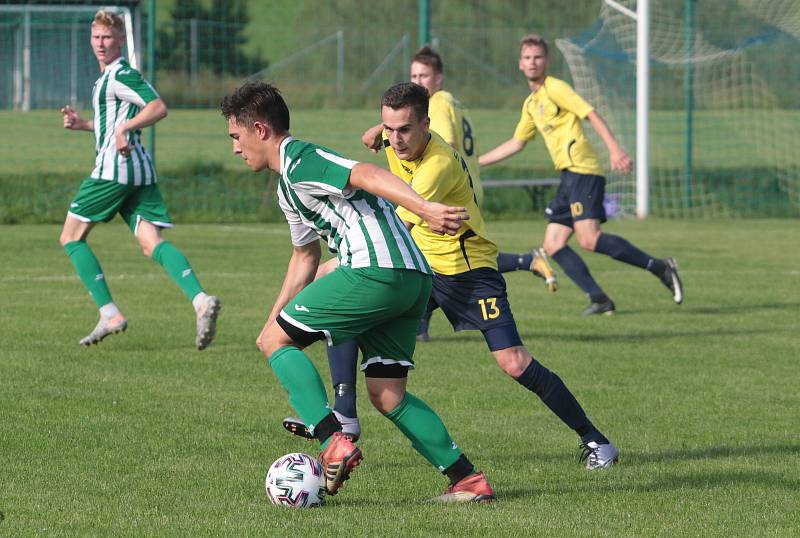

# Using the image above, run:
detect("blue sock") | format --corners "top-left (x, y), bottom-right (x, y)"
top-left (515, 359), bottom-right (606, 443)
top-left (496, 252), bottom-right (533, 273)
top-left (551, 246), bottom-right (607, 302)
top-left (326, 340), bottom-right (359, 419)
top-left (595, 233), bottom-right (664, 274)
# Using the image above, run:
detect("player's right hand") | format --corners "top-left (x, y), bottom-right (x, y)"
top-left (423, 202), bottom-right (470, 236)
top-left (61, 105), bottom-right (80, 129)
top-left (361, 125), bottom-right (384, 153)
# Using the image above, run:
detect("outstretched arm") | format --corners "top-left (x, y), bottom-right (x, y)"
top-left (115, 98), bottom-right (168, 156)
top-left (61, 106), bottom-right (93, 131)
top-left (348, 163), bottom-right (468, 236)
top-left (586, 111), bottom-right (632, 174)
top-left (478, 138), bottom-right (526, 167)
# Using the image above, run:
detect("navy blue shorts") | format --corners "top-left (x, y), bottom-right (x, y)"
top-left (545, 170), bottom-right (607, 227)
top-left (428, 268), bottom-right (522, 352)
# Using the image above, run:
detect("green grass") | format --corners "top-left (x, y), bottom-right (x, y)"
top-left (0, 108), bottom-right (555, 176)
top-left (4, 108), bottom-right (800, 176)
top-left (1, 219), bottom-right (798, 536)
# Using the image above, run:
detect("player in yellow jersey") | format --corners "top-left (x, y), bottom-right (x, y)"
top-left (480, 35), bottom-right (683, 316)
top-left (361, 46), bottom-right (556, 342)
top-left (285, 83), bottom-right (620, 477)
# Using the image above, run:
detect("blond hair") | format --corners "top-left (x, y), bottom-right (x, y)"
top-left (519, 34), bottom-right (548, 56)
top-left (93, 9), bottom-right (125, 34)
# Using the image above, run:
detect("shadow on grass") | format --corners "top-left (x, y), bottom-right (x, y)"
top-left (629, 442), bottom-right (800, 464)
top-left (620, 301), bottom-right (800, 316)
top-left (423, 327), bottom-right (792, 345)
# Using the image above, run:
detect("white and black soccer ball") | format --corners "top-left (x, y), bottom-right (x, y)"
top-left (265, 452), bottom-right (326, 508)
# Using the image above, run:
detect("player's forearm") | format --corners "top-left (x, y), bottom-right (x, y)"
top-left (478, 138), bottom-right (525, 167)
top-left (267, 243), bottom-right (321, 322)
top-left (120, 99), bottom-right (168, 134)
top-left (348, 163), bottom-right (430, 218)
top-left (76, 119), bottom-right (94, 131)
top-left (587, 111), bottom-right (622, 153)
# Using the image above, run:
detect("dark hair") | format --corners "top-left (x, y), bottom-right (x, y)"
top-left (412, 45), bottom-right (443, 74)
top-left (220, 81), bottom-right (290, 132)
top-left (380, 82), bottom-right (429, 122)
top-left (519, 34), bottom-right (549, 56)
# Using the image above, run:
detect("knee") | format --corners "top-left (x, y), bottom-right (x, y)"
top-left (367, 386), bottom-right (404, 414)
top-left (494, 347), bottom-right (532, 378)
top-left (542, 238), bottom-right (564, 257)
top-left (256, 326), bottom-right (287, 358)
top-left (140, 239), bottom-right (161, 259)
top-left (576, 232), bottom-right (598, 252)
top-left (58, 233), bottom-right (72, 247)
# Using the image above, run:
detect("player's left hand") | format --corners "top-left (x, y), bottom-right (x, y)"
top-left (610, 148), bottom-right (633, 175)
top-left (422, 202), bottom-right (469, 235)
top-left (115, 126), bottom-right (132, 156)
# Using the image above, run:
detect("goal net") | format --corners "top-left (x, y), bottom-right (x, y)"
top-left (556, 0), bottom-right (800, 217)
top-left (0, 4), bottom-right (138, 111)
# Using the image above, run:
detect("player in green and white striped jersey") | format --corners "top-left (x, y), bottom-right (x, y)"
top-left (58, 10), bottom-right (220, 349)
top-left (222, 81), bottom-right (495, 502)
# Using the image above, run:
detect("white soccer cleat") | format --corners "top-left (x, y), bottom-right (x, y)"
top-left (579, 441), bottom-right (619, 470)
top-left (79, 314), bottom-right (128, 346)
top-left (196, 295), bottom-right (221, 350)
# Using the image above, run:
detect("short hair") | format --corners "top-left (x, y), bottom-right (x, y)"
top-left (93, 10), bottom-right (125, 34)
top-left (381, 82), bottom-right (428, 122)
top-left (519, 34), bottom-right (549, 56)
top-left (220, 81), bottom-right (290, 133)
top-left (412, 46), bottom-right (444, 74)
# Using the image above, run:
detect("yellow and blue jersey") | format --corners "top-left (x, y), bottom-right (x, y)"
top-left (513, 76), bottom-right (603, 176)
top-left (384, 131), bottom-right (497, 275)
top-left (428, 90), bottom-right (483, 206)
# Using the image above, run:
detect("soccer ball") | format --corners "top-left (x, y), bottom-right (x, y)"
top-left (265, 452), bottom-right (326, 508)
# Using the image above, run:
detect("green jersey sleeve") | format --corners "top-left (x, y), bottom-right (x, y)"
top-left (287, 147), bottom-right (358, 196)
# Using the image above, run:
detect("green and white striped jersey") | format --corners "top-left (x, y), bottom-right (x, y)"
top-left (90, 57), bottom-right (159, 185)
top-left (278, 136), bottom-right (431, 274)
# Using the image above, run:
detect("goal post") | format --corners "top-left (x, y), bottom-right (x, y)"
top-left (556, 0), bottom-right (800, 218)
top-left (0, 3), bottom-right (140, 111)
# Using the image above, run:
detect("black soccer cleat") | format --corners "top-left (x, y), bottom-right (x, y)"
top-left (582, 299), bottom-right (616, 316)
top-left (658, 257), bottom-right (683, 304)
top-left (282, 417), bottom-right (314, 440)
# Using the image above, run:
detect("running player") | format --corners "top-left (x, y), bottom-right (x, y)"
top-left (222, 81), bottom-right (494, 502)
top-left (479, 34), bottom-right (683, 315)
top-left (361, 46), bottom-right (556, 344)
top-left (59, 10), bottom-right (220, 348)
top-left (286, 83), bottom-right (620, 472)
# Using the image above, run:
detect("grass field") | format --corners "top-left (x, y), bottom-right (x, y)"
top-left (5, 109), bottom-right (800, 177)
top-left (1, 219), bottom-right (798, 536)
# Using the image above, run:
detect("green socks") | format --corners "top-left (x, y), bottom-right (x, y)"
top-left (384, 392), bottom-right (463, 471)
top-left (152, 241), bottom-right (204, 300)
top-left (269, 346), bottom-right (333, 438)
top-left (64, 241), bottom-right (113, 308)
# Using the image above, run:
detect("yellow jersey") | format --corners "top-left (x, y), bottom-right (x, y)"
top-left (428, 90), bottom-right (484, 206)
top-left (513, 76), bottom-right (603, 176)
top-left (385, 131), bottom-right (498, 275)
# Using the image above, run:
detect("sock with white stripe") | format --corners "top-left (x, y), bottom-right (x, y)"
top-left (151, 241), bottom-right (204, 301)
top-left (64, 240), bottom-right (114, 308)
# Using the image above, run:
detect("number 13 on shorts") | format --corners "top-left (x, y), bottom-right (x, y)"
top-left (478, 297), bottom-right (500, 320)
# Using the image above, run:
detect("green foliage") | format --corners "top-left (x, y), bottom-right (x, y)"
top-left (156, 0), bottom-right (262, 77)
top-left (1, 220), bottom-right (799, 535)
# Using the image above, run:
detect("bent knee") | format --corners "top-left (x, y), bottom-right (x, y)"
top-left (494, 347), bottom-right (532, 378)
top-left (576, 235), bottom-right (597, 251)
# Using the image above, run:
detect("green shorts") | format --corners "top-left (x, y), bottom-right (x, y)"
top-left (68, 178), bottom-right (173, 233)
top-left (277, 266), bottom-right (432, 370)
